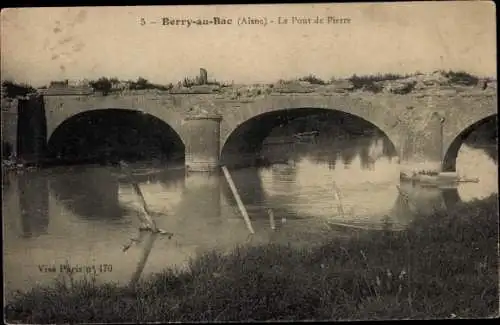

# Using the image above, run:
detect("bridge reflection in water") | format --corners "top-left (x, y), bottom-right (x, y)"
top-left (19, 171), bottom-right (50, 237)
top-left (4, 142), bottom-right (496, 233)
top-left (2, 140), bottom-right (497, 298)
top-left (50, 166), bottom-right (124, 220)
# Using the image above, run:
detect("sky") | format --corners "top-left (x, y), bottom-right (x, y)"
top-left (1, 2), bottom-right (497, 87)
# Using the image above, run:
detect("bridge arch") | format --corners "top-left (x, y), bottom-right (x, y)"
top-left (442, 113), bottom-right (497, 172)
top-left (220, 103), bottom-right (400, 168)
top-left (43, 95), bottom-right (186, 146)
top-left (220, 96), bottom-right (402, 153)
top-left (47, 108), bottom-right (185, 164)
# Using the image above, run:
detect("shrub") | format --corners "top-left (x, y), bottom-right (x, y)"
top-left (442, 70), bottom-right (479, 86)
top-left (154, 83), bottom-right (173, 91)
top-left (298, 74), bottom-right (326, 85)
top-left (1, 80), bottom-right (37, 98)
top-left (181, 76), bottom-right (220, 88)
top-left (89, 77), bottom-right (113, 95)
top-left (109, 78), bottom-right (119, 87)
top-left (49, 80), bottom-right (69, 87)
top-left (129, 77), bottom-right (150, 90)
top-left (136, 77), bottom-right (149, 89)
top-left (182, 77), bottom-right (197, 88)
top-left (348, 74), bottom-right (410, 93)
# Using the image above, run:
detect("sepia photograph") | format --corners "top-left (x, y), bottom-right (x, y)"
top-left (1, 2), bottom-right (498, 322)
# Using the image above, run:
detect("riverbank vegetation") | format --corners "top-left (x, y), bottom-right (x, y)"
top-left (4, 195), bottom-right (498, 322)
top-left (88, 77), bottom-right (175, 95)
top-left (288, 70), bottom-right (484, 90)
top-left (82, 69), bottom-right (489, 96)
top-left (1, 80), bottom-right (36, 98)
top-left (1, 70), bottom-right (490, 98)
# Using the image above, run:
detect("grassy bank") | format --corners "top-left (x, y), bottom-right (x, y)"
top-left (5, 195), bottom-right (499, 322)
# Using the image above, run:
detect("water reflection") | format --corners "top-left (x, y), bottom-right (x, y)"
top-left (261, 131), bottom-right (394, 170)
top-left (259, 149), bottom-right (399, 213)
top-left (49, 166), bottom-right (125, 220)
top-left (456, 145), bottom-right (498, 202)
top-left (178, 173), bottom-right (221, 223)
top-left (2, 135), bottom-right (497, 298)
top-left (395, 182), bottom-right (447, 217)
top-left (19, 171), bottom-right (49, 237)
top-left (117, 166), bottom-right (186, 220)
top-left (221, 166), bottom-right (271, 221)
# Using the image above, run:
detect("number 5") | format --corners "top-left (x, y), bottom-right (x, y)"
top-left (140, 18), bottom-right (146, 26)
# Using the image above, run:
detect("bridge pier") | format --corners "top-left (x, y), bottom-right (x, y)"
top-left (399, 111), bottom-right (444, 178)
top-left (1, 99), bottom-right (18, 162)
top-left (184, 113), bottom-right (223, 172)
top-left (17, 97), bottom-right (47, 166)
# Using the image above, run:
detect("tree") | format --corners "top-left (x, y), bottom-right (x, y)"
top-left (89, 77), bottom-right (113, 95)
top-left (129, 77), bottom-right (151, 90)
top-left (136, 77), bottom-right (150, 89)
top-left (109, 78), bottom-right (120, 86)
top-left (1, 80), bottom-right (36, 98)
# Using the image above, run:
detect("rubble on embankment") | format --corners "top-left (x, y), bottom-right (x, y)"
top-left (34, 70), bottom-right (496, 99)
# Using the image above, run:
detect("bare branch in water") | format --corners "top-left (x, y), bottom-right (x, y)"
top-left (119, 161), bottom-right (174, 252)
top-left (129, 232), bottom-right (158, 287)
top-left (332, 181), bottom-right (345, 218)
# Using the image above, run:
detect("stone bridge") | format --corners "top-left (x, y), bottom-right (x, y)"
top-left (13, 80), bottom-right (497, 175)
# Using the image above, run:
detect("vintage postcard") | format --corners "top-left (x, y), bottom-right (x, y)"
top-left (1, 2), bottom-right (498, 323)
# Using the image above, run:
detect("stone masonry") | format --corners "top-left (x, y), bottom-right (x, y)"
top-left (7, 71), bottom-right (497, 173)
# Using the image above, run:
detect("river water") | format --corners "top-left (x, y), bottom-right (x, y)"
top-left (2, 135), bottom-right (497, 299)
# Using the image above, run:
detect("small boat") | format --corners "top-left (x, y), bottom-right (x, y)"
top-left (293, 131), bottom-right (319, 142)
top-left (402, 172), bottom-right (479, 186)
